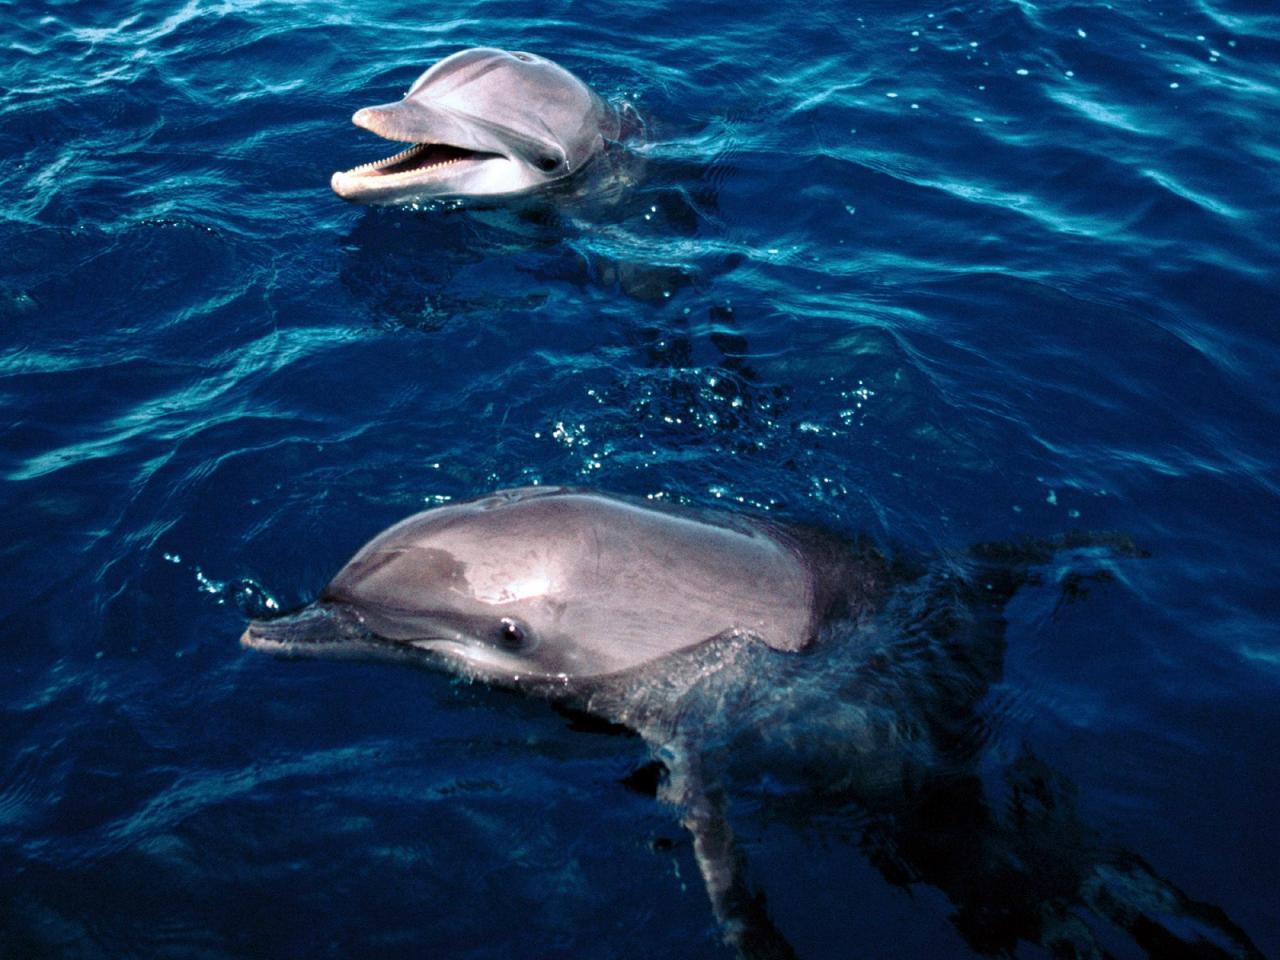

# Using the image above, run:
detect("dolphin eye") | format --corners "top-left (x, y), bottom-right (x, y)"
top-left (497, 618), bottom-right (528, 649)
top-left (512, 52), bottom-right (534, 62)
top-left (536, 156), bottom-right (561, 173)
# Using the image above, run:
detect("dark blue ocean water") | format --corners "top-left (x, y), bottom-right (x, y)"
top-left (3, 0), bottom-right (1279, 957)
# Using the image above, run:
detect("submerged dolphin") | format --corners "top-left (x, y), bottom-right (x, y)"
top-left (242, 486), bottom-right (871, 682)
top-left (241, 487), bottom-right (1261, 960)
top-left (330, 48), bottom-right (619, 205)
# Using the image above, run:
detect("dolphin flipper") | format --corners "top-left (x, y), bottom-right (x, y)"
top-left (661, 746), bottom-right (797, 960)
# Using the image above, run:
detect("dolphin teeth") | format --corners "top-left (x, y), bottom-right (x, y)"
top-left (340, 142), bottom-right (495, 179)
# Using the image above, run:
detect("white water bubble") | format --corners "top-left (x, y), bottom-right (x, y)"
top-left (194, 567), bottom-right (224, 596)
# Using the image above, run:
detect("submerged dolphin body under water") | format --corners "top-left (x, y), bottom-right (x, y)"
top-left (241, 487), bottom-right (1261, 960)
top-left (330, 48), bottom-right (620, 205)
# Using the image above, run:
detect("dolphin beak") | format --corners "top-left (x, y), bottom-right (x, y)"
top-left (240, 602), bottom-right (370, 656)
top-left (351, 100), bottom-right (480, 148)
top-left (351, 105), bottom-right (398, 136)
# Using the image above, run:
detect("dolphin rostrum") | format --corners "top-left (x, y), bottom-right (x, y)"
top-left (241, 487), bottom-right (1262, 960)
top-left (330, 48), bottom-right (619, 205)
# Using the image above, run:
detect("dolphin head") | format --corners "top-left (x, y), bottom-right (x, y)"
top-left (330, 48), bottom-right (617, 205)
top-left (241, 487), bottom-right (824, 688)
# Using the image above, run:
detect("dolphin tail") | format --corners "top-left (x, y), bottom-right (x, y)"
top-left (1081, 855), bottom-right (1265, 960)
top-left (908, 750), bottom-right (1265, 960)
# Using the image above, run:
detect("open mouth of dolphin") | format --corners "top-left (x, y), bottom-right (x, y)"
top-left (337, 141), bottom-right (504, 181)
top-left (331, 99), bottom-right (562, 203)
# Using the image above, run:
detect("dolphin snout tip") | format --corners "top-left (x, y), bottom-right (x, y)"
top-left (240, 620), bottom-right (278, 650)
top-left (331, 170), bottom-right (368, 203)
top-left (351, 106), bottom-right (384, 132)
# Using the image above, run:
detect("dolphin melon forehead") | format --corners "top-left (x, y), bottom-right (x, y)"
top-left (406, 48), bottom-right (599, 134)
top-left (325, 488), bottom-right (820, 655)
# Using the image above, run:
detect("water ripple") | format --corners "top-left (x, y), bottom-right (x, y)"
top-left (3, 0), bottom-right (1279, 955)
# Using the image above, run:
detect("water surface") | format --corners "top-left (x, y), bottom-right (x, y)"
top-left (2, 0), bottom-right (1278, 956)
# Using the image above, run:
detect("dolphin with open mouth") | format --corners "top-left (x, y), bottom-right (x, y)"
top-left (330, 47), bottom-right (620, 205)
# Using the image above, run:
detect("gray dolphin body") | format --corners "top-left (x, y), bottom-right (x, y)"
top-left (241, 487), bottom-right (1260, 960)
top-left (330, 48), bottom-right (619, 205)
top-left (242, 486), bottom-right (873, 686)
top-left (242, 486), bottom-right (878, 956)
